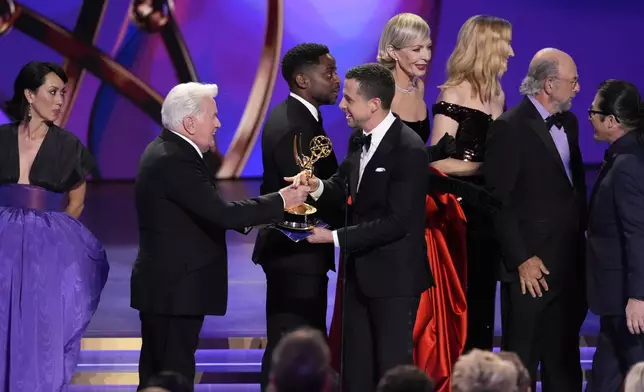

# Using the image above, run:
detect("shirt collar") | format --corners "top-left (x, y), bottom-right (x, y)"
top-left (607, 129), bottom-right (641, 158)
top-left (170, 130), bottom-right (203, 158)
top-left (289, 92), bottom-right (318, 122)
top-left (527, 95), bottom-right (552, 120)
top-left (363, 111), bottom-right (395, 151)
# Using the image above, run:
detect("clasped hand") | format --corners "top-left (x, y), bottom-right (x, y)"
top-left (278, 182), bottom-right (311, 210)
top-left (283, 171), bottom-right (333, 244)
top-left (284, 170), bottom-right (320, 192)
top-left (518, 256), bottom-right (550, 298)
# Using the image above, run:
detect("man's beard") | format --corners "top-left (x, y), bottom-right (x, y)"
top-left (549, 95), bottom-right (573, 113)
top-left (558, 98), bottom-right (573, 112)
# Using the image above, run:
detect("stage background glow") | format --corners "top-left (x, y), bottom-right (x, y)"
top-left (0, 0), bottom-right (641, 179)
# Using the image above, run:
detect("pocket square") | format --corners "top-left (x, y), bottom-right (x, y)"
top-left (375, 167), bottom-right (386, 172)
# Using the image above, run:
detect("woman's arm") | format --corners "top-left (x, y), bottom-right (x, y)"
top-left (66, 181), bottom-right (86, 219)
top-left (429, 88), bottom-right (482, 176)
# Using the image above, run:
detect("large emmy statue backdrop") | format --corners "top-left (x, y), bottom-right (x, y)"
top-left (0, 0), bottom-right (440, 179)
top-left (0, 0), bottom-right (642, 179)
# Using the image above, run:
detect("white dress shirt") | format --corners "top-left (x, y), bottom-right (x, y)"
top-left (309, 111), bottom-right (396, 247)
top-left (170, 130), bottom-right (203, 158)
top-left (290, 92), bottom-right (319, 122)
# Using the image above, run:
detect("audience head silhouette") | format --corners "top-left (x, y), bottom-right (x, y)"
top-left (268, 327), bottom-right (332, 392)
top-left (496, 351), bottom-right (531, 392)
top-left (452, 349), bottom-right (518, 392)
top-left (376, 364), bottom-right (435, 392)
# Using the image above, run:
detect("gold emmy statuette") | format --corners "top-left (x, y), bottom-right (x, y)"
top-left (279, 134), bottom-right (333, 231)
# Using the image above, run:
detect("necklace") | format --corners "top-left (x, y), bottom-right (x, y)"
top-left (395, 84), bottom-right (416, 94)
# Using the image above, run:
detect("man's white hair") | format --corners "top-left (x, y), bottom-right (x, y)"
top-left (161, 82), bottom-right (218, 131)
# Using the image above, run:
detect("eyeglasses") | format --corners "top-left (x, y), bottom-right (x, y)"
top-left (588, 108), bottom-right (620, 123)
top-left (552, 76), bottom-right (579, 88)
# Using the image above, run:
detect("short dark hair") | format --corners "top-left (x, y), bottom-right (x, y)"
top-left (345, 63), bottom-right (395, 110)
top-left (271, 327), bottom-right (331, 392)
top-left (281, 43), bottom-right (330, 88)
top-left (4, 61), bottom-right (68, 121)
top-left (496, 351), bottom-right (531, 392)
top-left (144, 371), bottom-right (192, 392)
top-left (596, 79), bottom-right (644, 131)
top-left (376, 365), bottom-right (435, 392)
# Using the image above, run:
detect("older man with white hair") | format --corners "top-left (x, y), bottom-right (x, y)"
top-left (484, 48), bottom-right (588, 391)
top-left (130, 82), bottom-right (310, 390)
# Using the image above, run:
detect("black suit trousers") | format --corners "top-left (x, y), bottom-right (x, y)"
top-left (260, 268), bottom-right (329, 391)
top-left (343, 260), bottom-right (419, 392)
top-left (501, 279), bottom-right (586, 392)
top-left (137, 313), bottom-right (204, 391)
top-left (462, 203), bottom-right (499, 352)
top-left (587, 315), bottom-right (644, 392)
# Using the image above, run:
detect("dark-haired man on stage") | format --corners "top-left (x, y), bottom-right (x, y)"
top-left (289, 63), bottom-right (432, 391)
top-left (252, 43), bottom-right (342, 391)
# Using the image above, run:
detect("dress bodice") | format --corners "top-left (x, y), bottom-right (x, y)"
top-left (431, 101), bottom-right (492, 162)
top-left (0, 122), bottom-right (96, 193)
top-left (399, 109), bottom-right (430, 144)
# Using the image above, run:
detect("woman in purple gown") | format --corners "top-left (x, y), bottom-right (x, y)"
top-left (0, 61), bottom-right (109, 391)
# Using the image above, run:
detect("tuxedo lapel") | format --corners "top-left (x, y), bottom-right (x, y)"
top-left (588, 156), bottom-right (613, 218)
top-left (349, 150), bottom-right (360, 200)
top-left (362, 120), bottom-right (398, 177)
top-left (286, 96), bottom-right (339, 176)
top-left (345, 129), bottom-right (363, 201)
top-left (160, 129), bottom-right (211, 179)
top-left (522, 98), bottom-right (570, 184)
top-left (356, 119), bottom-right (400, 199)
top-left (564, 117), bottom-right (583, 190)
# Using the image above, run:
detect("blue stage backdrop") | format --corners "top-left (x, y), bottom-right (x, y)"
top-left (0, 0), bottom-right (642, 179)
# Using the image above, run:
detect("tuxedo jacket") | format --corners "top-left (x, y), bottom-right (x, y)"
top-left (252, 95), bottom-right (342, 274)
top-left (586, 130), bottom-right (644, 315)
top-left (484, 97), bottom-right (587, 284)
top-left (318, 116), bottom-right (433, 298)
top-left (130, 129), bottom-right (284, 316)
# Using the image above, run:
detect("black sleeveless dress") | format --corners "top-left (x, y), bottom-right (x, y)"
top-left (431, 101), bottom-right (498, 351)
top-left (400, 109), bottom-right (431, 144)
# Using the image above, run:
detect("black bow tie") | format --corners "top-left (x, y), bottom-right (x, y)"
top-left (353, 133), bottom-right (372, 152)
top-left (545, 113), bottom-right (565, 129)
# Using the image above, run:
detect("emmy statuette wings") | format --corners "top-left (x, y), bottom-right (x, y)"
top-left (278, 134), bottom-right (333, 231)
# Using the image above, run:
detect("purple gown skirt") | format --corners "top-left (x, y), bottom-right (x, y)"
top-left (0, 184), bottom-right (109, 391)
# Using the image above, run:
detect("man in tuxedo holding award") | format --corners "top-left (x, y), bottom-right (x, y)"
top-left (131, 82), bottom-right (310, 390)
top-left (251, 43), bottom-right (343, 390)
top-left (288, 63), bottom-right (433, 391)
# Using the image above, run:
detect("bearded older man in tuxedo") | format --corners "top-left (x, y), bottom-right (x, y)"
top-left (484, 48), bottom-right (588, 392)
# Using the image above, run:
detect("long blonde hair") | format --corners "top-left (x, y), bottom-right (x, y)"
top-left (377, 13), bottom-right (430, 71)
top-left (440, 15), bottom-right (512, 103)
